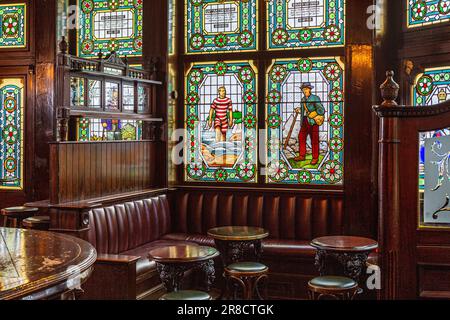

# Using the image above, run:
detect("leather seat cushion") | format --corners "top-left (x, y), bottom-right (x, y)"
top-left (122, 240), bottom-right (199, 276)
top-left (160, 290), bottom-right (211, 301)
top-left (262, 239), bottom-right (316, 258)
top-left (227, 262), bottom-right (268, 273)
top-left (309, 276), bottom-right (357, 289)
top-left (161, 233), bottom-right (215, 247)
top-left (161, 233), bottom-right (316, 259)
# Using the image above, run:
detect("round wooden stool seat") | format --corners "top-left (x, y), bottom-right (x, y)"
top-left (224, 262), bottom-right (269, 300)
top-left (22, 216), bottom-right (50, 230)
top-left (159, 290), bottom-right (211, 300)
top-left (308, 276), bottom-right (359, 300)
top-left (1, 207), bottom-right (39, 228)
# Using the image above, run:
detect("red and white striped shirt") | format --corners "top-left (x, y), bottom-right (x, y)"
top-left (211, 97), bottom-right (232, 119)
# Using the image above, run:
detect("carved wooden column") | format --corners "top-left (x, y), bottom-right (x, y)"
top-left (375, 71), bottom-right (401, 300)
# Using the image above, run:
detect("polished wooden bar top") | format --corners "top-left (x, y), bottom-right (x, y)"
top-left (207, 226), bottom-right (269, 241)
top-left (311, 236), bottom-right (378, 252)
top-left (0, 227), bottom-right (97, 300)
top-left (148, 245), bottom-right (219, 263)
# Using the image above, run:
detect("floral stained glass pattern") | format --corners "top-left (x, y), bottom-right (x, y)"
top-left (408, 0), bottom-right (450, 27)
top-left (414, 67), bottom-right (450, 190)
top-left (0, 3), bottom-right (26, 48)
top-left (267, 0), bottom-right (345, 50)
top-left (186, 0), bottom-right (258, 53)
top-left (266, 57), bottom-right (344, 185)
top-left (0, 78), bottom-right (24, 190)
top-left (77, 118), bottom-right (143, 141)
top-left (78, 0), bottom-right (143, 58)
top-left (185, 61), bottom-right (258, 183)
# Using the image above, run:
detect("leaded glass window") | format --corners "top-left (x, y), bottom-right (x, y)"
top-left (185, 61), bottom-right (258, 182)
top-left (0, 3), bottom-right (26, 49)
top-left (267, 0), bottom-right (345, 50)
top-left (185, 0), bottom-right (258, 53)
top-left (414, 67), bottom-right (450, 191)
top-left (266, 57), bottom-right (344, 185)
top-left (0, 78), bottom-right (24, 190)
top-left (77, 118), bottom-right (143, 141)
top-left (78, 0), bottom-right (143, 58)
top-left (408, 0), bottom-right (450, 27)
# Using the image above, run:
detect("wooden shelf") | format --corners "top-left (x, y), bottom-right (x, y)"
top-left (68, 109), bottom-right (164, 121)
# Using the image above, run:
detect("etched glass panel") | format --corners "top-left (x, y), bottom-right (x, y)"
top-left (77, 118), bottom-right (143, 141)
top-left (137, 85), bottom-right (148, 112)
top-left (185, 0), bottom-right (258, 53)
top-left (414, 67), bottom-right (450, 190)
top-left (123, 84), bottom-right (135, 111)
top-left (266, 57), bottom-right (344, 185)
top-left (78, 0), bottom-right (143, 58)
top-left (408, 0), bottom-right (450, 28)
top-left (184, 61), bottom-right (258, 183)
top-left (88, 79), bottom-right (101, 108)
top-left (105, 81), bottom-right (119, 109)
top-left (420, 133), bottom-right (450, 227)
top-left (70, 77), bottom-right (85, 107)
top-left (0, 3), bottom-right (26, 49)
top-left (0, 78), bottom-right (24, 190)
top-left (267, 0), bottom-right (345, 50)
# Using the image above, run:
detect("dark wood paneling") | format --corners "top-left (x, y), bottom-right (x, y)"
top-left (50, 141), bottom-right (155, 204)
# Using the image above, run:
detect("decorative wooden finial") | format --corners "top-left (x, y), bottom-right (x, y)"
top-left (59, 37), bottom-right (68, 54)
top-left (380, 70), bottom-right (400, 106)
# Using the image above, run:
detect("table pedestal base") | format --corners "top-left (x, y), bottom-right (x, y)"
top-left (156, 260), bottom-right (216, 293)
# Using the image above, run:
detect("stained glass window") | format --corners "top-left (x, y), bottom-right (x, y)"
top-left (0, 3), bottom-right (26, 49)
top-left (414, 67), bottom-right (450, 190)
top-left (185, 0), bottom-right (258, 53)
top-left (185, 61), bottom-right (258, 183)
top-left (78, 0), bottom-right (143, 58)
top-left (0, 78), bottom-right (24, 190)
top-left (77, 118), bottom-right (143, 141)
top-left (169, 0), bottom-right (176, 56)
top-left (408, 0), bottom-right (450, 27)
top-left (266, 57), bottom-right (344, 185)
top-left (267, 0), bottom-right (345, 50)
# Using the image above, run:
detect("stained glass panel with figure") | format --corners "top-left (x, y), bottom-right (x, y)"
top-left (185, 61), bottom-right (258, 183)
top-left (408, 0), bottom-right (450, 27)
top-left (186, 0), bottom-right (258, 53)
top-left (78, 0), bottom-right (143, 58)
top-left (0, 78), bottom-right (24, 190)
top-left (266, 57), bottom-right (344, 185)
top-left (267, 0), bottom-right (345, 50)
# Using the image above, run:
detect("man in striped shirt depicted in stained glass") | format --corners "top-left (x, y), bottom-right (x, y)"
top-left (207, 86), bottom-right (234, 143)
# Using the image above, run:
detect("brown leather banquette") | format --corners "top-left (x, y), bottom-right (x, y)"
top-left (81, 189), bottom-right (344, 299)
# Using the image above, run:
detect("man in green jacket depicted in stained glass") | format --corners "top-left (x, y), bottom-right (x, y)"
top-left (294, 82), bottom-right (325, 166)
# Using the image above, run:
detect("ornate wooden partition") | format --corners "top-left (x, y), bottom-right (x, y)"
top-left (375, 72), bottom-right (450, 299)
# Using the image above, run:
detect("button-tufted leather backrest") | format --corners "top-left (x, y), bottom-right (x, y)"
top-left (170, 191), bottom-right (344, 240)
top-left (84, 195), bottom-right (171, 254)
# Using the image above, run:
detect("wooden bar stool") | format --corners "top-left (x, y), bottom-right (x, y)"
top-left (22, 216), bottom-right (50, 231)
top-left (159, 290), bottom-right (212, 300)
top-left (308, 276), bottom-right (359, 300)
top-left (224, 262), bottom-right (268, 300)
top-left (1, 207), bottom-right (39, 228)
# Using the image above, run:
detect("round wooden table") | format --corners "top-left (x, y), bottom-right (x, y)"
top-left (208, 226), bottom-right (269, 266)
top-left (0, 227), bottom-right (97, 300)
top-left (310, 236), bottom-right (378, 283)
top-left (148, 245), bottom-right (219, 292)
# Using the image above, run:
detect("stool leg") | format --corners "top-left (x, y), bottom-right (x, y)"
top-left (255, 274), bottom-right (268, 300)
